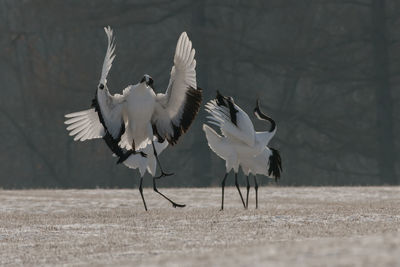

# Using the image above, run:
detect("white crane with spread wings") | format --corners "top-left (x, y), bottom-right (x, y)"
top-left (203, 92), bottom-right (281, 210)
top-left (65, 27), bottom-right (202, 209)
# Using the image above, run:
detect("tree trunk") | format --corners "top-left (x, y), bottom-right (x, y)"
top-left (371, 0), bottom-right (397, 184)
top-left (190, 0), bottom-right (212, 186)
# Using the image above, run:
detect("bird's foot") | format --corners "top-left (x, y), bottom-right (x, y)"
top-left (155, 171), bottom-right (174, 179)
top-left (172, 202), bottom-right (186, 208)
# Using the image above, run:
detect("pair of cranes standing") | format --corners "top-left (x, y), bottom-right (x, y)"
top-left (65, 27), bottom-right (282, 211)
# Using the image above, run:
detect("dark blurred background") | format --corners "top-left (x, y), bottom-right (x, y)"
top-left (1, 0), bottom-right (399, 188)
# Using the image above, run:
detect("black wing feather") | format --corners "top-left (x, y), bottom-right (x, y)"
top-left (157, 86), bottom-right (203, 145)
top-left (214, 90), bottom-right (238, 126)
top-left (268, 148), bottom-right (282, 181)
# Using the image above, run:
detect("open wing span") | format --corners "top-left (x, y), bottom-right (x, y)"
top-left (152, 32), bottom-right (202, 145)
top-left (65, 26), bottom-right (127, 159)
top-left (64, 109), bottom-right (105, 141)
top-left (205, 92), bottom-right (255, 147)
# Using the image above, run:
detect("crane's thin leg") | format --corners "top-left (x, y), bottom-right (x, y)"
top-left (139, 176), bottom-right (147, 211)
top-left (153, 177), bottom-right (185, 208)
top-left (245, 175), bottom-right (250, 209)
top-left (253, 175), bottom-right (259, 209)
top-left (152, 140), bottom-right (173, 179)
top-left (220, 173), bottom-right (228, 211)
top-left (235, 173), bottom-right (246, 208)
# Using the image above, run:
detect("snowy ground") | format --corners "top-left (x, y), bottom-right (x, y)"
top-left (0, 187), bottom-right (399, 266)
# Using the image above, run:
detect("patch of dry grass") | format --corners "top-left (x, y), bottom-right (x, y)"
top-left (0, 187), bottom-right (399, 266)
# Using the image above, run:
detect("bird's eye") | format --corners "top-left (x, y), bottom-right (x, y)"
top-left (99, 84), bottom-right (104, 89)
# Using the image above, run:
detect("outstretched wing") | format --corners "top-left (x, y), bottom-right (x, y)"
top-left (152, 32), bottom-right (202, 145)
top-left (100, 26), bottom-right (116, 87)
top-left (64, 109), bottom-right (105, 141)
top-left (64, 26), bottom-right (126, 159)
top-left (95, 26), bottom-right (126, 140)
top-left (205, 92), bottom-right (255, 147)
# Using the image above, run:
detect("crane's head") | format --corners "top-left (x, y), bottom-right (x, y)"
top-left (254, 99), bottom-right (269, 120)
top-left (254, 99), bottom-right (276, 133)
top-left (226, 96), bottom-right (235, 103)
top-left (140, 74), bottom-right (154, 89)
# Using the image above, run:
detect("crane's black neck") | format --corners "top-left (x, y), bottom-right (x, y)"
top-left (254, 104), bottom-right (276, 132)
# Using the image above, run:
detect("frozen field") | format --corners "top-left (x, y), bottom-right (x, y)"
top-left (0, 187), bottom-right (399, 266)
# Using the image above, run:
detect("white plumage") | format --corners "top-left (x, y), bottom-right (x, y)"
top-left (123, 138), bottom-right (168, 177)
top-left (64, 109), bottom-right (105, 141)
top-left (240, 149), bottom-right (272, 178)
top-left (66, 27), bottom-right (201, 150)
top-left (64, 26), bottom-right (202, 210)
top-left (203, 92), bottom-right (282, 210)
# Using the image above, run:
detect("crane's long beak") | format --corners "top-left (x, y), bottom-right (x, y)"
top-left (254, 98), bottom-right (262, 114)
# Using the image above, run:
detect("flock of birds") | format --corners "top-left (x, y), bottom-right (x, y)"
top-left (64, 27), bottom-right (282, 211)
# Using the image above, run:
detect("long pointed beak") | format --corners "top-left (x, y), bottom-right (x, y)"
top-left (256, 99), bottom-right (260, 110)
